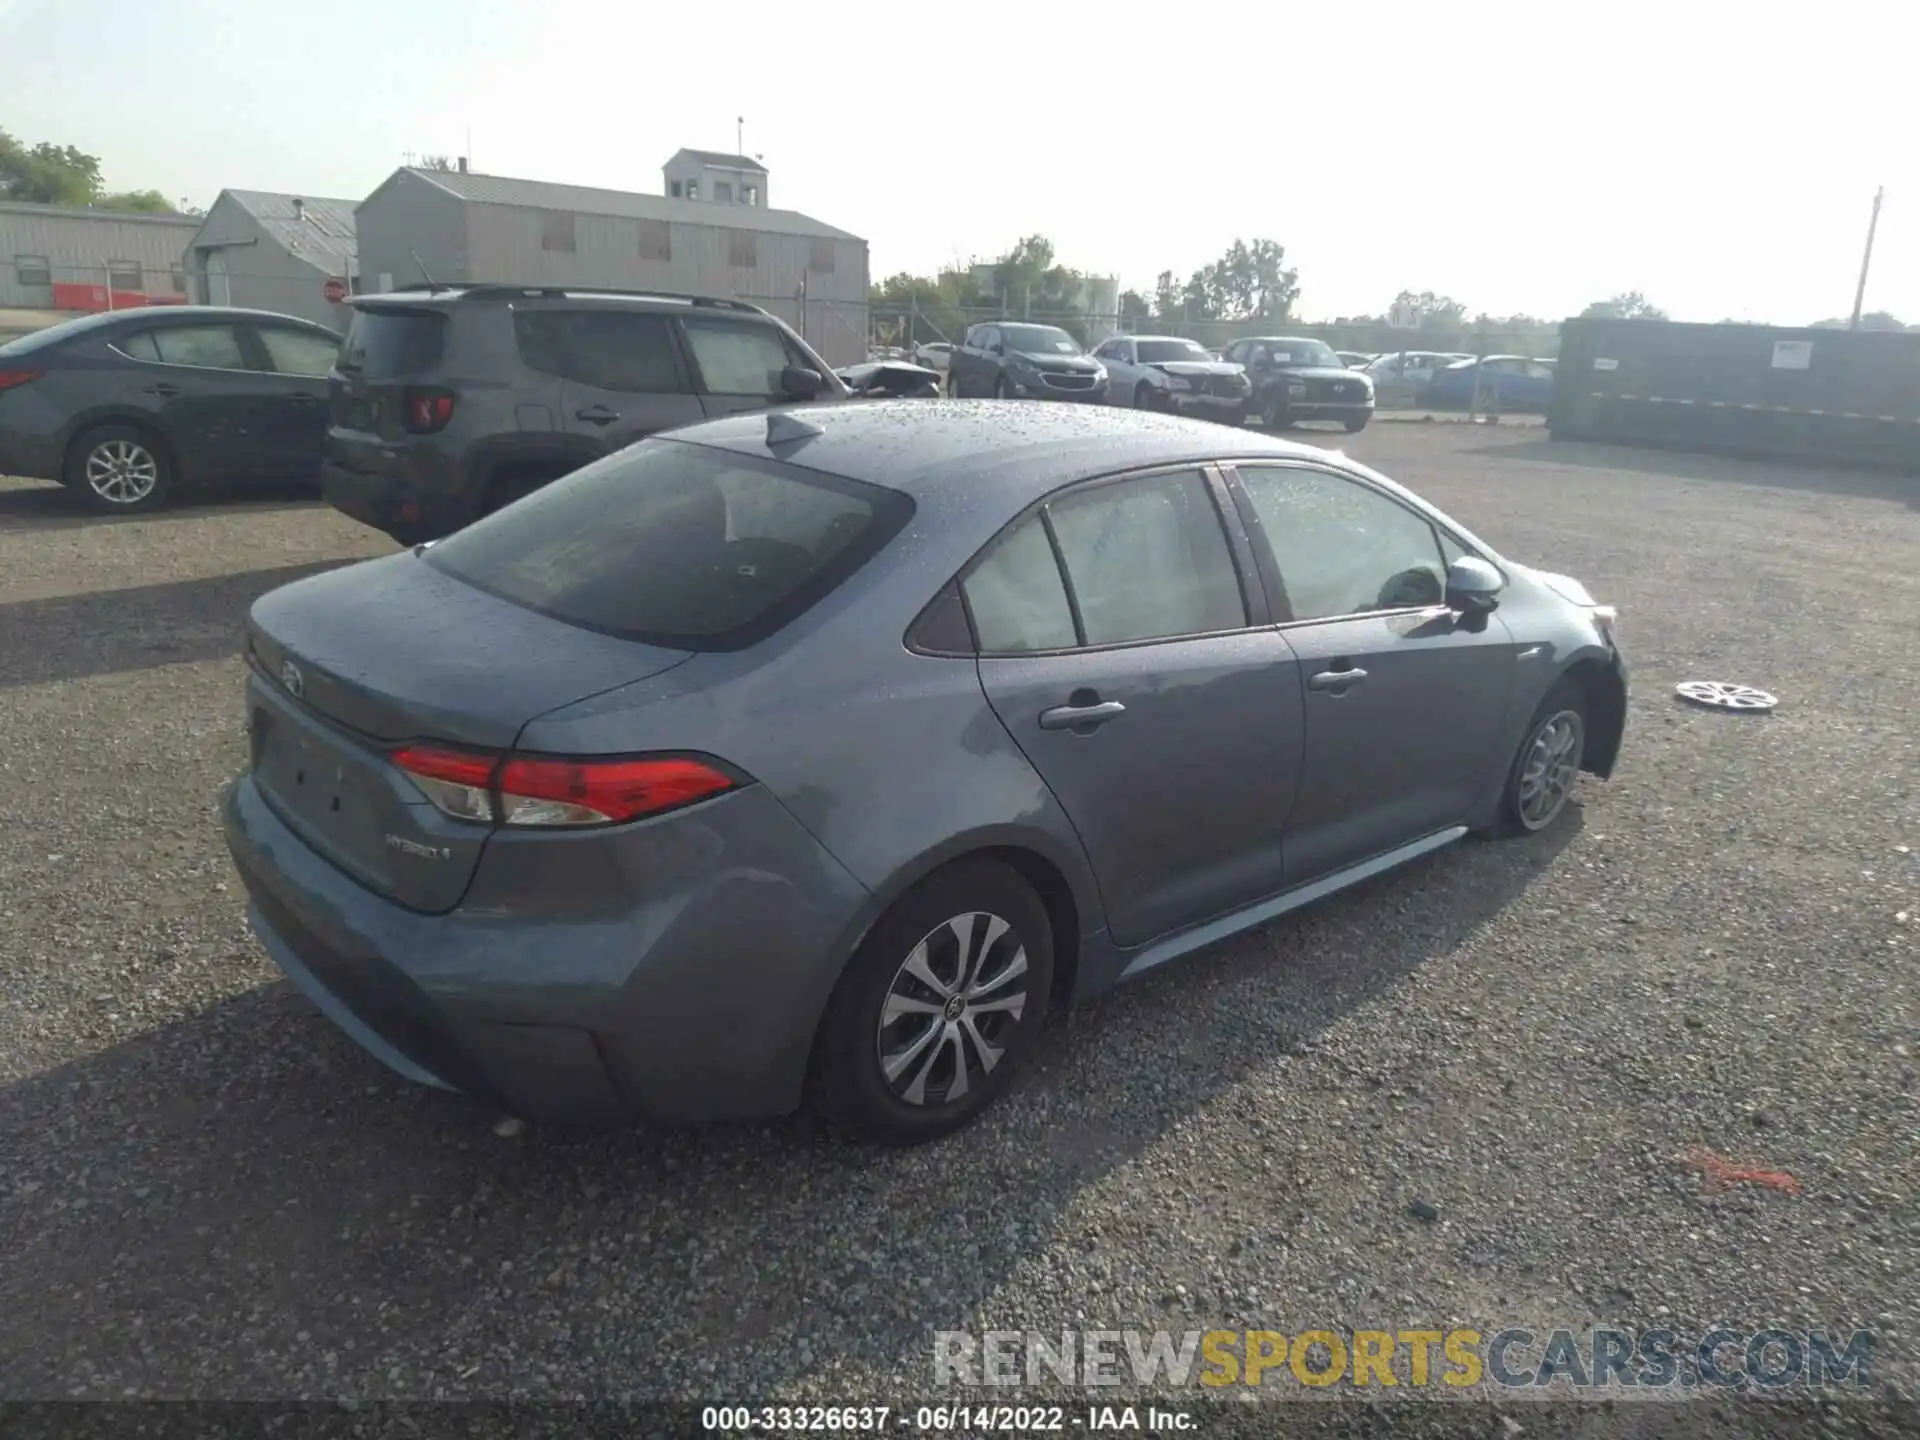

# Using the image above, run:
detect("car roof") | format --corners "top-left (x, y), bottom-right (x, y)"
top-left (672, 400), bottom-right (1337, 505)
top-left (0, 306), bottom-right (336, 354)
top-left (349, 285), bottom-right (773, 319)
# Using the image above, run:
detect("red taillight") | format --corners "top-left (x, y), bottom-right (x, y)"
top-left (0, 368), bottom-right (42, 392)
top-left (390, 746), bottom-right (737, 828)
top-left (391, 744), bottom-right (496, 823)
top-left (402, 388), bottom-right (456, 433)
top-left (496, 756), bottom-right (736, 827)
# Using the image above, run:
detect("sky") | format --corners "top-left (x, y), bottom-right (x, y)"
top-left (3, 0), bottom-right (1915, 326)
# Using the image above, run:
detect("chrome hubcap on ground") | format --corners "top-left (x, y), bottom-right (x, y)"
top-left (85, 440), bottom-right (158, 504)
top-left (1517, 710), bottom-right (1583, 830)
top-left (876, 911), bottom-right (1029, 1107)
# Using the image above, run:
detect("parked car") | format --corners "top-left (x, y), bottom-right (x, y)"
top-left (224, 402), bottom-right (1627, 1144)
top-left (913, 341), bottom-right (954, 373)
top-left (1362, 350), bottom-right (1470, 407)
top-left (947, 323), bottom-right (1107, 402)
top-left (1089, 334), bottom-right (1251, 423)
top-left (1222, 336), bottom-right (1375, 432)
top-left (837, 360), bottom-right (942, 398)
top-left (321, 284), bottom-right (851, 547)
top-left (1421, 355), bottom-right (1557, 412)
top-left (1335, 351), bottom-right (1373, 369)
top-left (0, 306), bottom-right (343, 514)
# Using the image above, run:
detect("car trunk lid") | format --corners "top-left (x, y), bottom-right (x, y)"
top-left (245, 552), bottom-right (692, 911)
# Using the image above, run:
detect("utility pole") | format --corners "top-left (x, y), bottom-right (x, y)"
top-left (1849, 186), bottom-right (1884, 331)
top-left (737, 116), bottom-right (744, 156)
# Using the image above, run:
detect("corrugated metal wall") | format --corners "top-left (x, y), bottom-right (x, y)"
top-left (184, 195), bottom-right (346, 330)
top-left (1550, 318), bottom-right (1920, 470)
top-left (354, 173), bottom-right (469, 296)
top-left (459, 204), bottom-right (870, 367)
top-left (0, 206), bottom-right (199, 309)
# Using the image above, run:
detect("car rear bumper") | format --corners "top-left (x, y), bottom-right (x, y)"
top-left (222, 772), bottom-right (877, 1125)
top-left (321, 433), bottom-right (477, 541)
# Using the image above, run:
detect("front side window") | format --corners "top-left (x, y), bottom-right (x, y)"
top-left (1048, 470), bottom-right (1244, 646)
top-left (680, 317), bottom-right (797, 397)
top-left (147, 325), bottom-right (249, 370)
top-left (515, 310), bottom-right (683, 393)
top-left (257, 326), bottom-right (340, 377)
top-left (425, 439), bottom-right (911, 649)
top-left (963, 516), bottom-right (1077, 653)
top-left (1237, 465), bottom-right (1446, 621)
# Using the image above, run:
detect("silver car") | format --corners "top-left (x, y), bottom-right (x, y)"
top-left (1365, 350), bottom-right (1473, 407)
top-left (224, 403), bottom-right (1627, 1145)
top-left (1092, 334), bottom-right (1253, 424)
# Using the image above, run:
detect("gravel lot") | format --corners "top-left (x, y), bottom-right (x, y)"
top-left (1, 426), bottom-right (1915, 1428)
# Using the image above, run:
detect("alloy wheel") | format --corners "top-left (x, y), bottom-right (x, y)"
top-left (1517, 709), bottom-right (1583, 830)
top-left (875, 911), bottom-right (1030, 1107)
top-left (85, 439), bottom-right (159, 505)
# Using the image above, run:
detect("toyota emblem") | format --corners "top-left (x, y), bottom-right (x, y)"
top-left (280, 659), bottom-right (304, 698)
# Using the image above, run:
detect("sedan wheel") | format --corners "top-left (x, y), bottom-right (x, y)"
top-left (1499, 684), bottom-right (1588, 835)
top-left (68, 425), bottom-right (173, 514)
top-left (876, 912), bottom-right (1029, 1107)
top-left (815, 858), bottom-right (1053, 1144)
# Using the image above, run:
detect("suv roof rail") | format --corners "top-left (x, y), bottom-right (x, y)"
top-left (381, 282), bottom-right (768, 314)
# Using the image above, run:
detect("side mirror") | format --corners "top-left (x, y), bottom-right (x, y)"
top-left (780, 366), bottom-right (824, 399)
top-left (1445, 556), bottom-right (1505, 614)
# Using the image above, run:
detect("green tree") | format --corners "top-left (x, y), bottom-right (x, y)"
top-left (1118, 289), bottom-right (1154, 329)
top-left (95, 188), bottom-right (174, 214)
top-left (1581, 291), bottom-right (1667, 320)
top-left (1393, 290), bottom-right (1468, 329)
top-left (0, 128), bottom-right (102, 204)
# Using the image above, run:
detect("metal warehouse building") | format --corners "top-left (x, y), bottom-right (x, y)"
top-left (355, 157), bottom-right (869, 366)
top-left (184, 190), bottom-right (358, 330)
top-left (0, 200), bottom-right (199, 312)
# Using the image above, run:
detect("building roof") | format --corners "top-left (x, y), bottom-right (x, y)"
top-left (220, 190), bottom-right (358, 270)
top-left (668, 149), bottom-right (768, 174)
top-left (394, 168), bottom-right (856, 242)
top-left (0, 199), bottom-right (200, 227)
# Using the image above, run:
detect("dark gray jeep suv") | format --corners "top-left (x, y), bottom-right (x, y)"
top-left (320, 285), bottom-right (850, 545)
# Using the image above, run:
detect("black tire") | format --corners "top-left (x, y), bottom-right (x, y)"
top-left (813, 858), bottom-right (1054, 1145)
top-left (65, 423), bottom-right (174, 515)
top-left (1488, 680), bottom-right (1588, 838)
top-left (485, 469), bottom-right (563, 514)
top-left (1343, 414), bottom-right (1371, 434)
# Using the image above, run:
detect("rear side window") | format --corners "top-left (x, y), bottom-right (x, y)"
top-left (150, 326), bottom-right (249, 370)
top-left (424, 440), bottom-right (913, 650)
top-left (339, 308), bottom-right (446, 379)
top-left (514, 310), bottom-right (683, 393)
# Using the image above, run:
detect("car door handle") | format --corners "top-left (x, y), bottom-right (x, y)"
top-left (1038, 700), bottom-right (1126, 730)
top-left (143, 383), bottom-right (180, 398)
top-left (1308, 667), bottom-right (1369, 691)
top-left (574, 406), bottom-right (619, 425)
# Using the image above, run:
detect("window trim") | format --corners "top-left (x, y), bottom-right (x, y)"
top-left (931, 461), bottom-right (1267, 659)
top-left (15, 254), bottom-right (52, 287)
top-left (1221, 459), bottom-right (1497, 629)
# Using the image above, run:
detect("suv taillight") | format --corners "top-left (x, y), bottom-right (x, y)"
top-left (0, 369), bottom-right (42, 392)
top-left (391, 745), bottom-right (739, 827)
top-left (401, 388), bottom-right (456, 433)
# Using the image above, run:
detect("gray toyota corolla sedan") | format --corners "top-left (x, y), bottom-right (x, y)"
top-left (223, 402), bottom-right (1627, 1144)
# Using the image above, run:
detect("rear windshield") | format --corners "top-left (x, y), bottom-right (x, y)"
top-left (0, 311), bottom-right (128, 357)
top-left (338, 307), bottom-right (446, 379)
top-left (424, 439), bottom-right (914, 650)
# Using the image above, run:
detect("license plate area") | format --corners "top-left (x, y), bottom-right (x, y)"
top-left (251, 705), bottom-right (385, 874)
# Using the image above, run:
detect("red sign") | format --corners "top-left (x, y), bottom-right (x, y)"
top-left (323, 277), bottom-right (349, 304)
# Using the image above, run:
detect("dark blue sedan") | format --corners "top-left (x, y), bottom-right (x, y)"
top-left (1421, 356), bottom-right (1557, 412)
